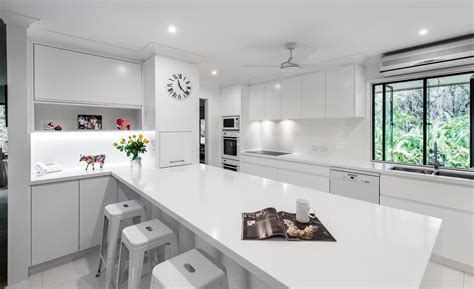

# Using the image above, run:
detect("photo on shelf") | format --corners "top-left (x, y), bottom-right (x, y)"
top-left (78, 115), bottom-right (102, 130)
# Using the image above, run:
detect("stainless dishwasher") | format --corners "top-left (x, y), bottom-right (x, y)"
top-left (329, 169), bottom-right (380, 204)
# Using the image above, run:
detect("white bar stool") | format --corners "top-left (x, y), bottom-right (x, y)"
top-left (116, 219), bottom-right (179, 289)
top-left (96, 200), bottom-right (147, 289)
top-left (150, 249), bottom-right (227, 289)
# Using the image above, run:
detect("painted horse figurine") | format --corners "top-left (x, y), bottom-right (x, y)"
top-left (79, 154), bottom-right (106, 170)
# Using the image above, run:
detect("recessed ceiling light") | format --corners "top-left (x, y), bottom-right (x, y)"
top-left (275, 83), bottom-right (281, 89)
top-left (211, 70), bottom-right (218, 75)
top-left (418, 29), bottom-right (428, 36)
top-left (168, 25), bottom-right (177, 34)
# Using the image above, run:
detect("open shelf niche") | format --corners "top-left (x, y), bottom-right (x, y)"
top-left (34, 102), bottom-right (142, 131)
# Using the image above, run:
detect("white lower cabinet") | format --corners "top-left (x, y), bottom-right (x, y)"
top-left (79, 176), bottom-right (118, 250)
top-left (277, 168), bottom-right (329, 192)
top-left (240, 156), bottom-right (330, 193)
top-left (240, 162), bottom-right (278, 180)
top-left (31, 180), bottom-right (79, 265)
top-left (465, 273), bottom-right (474, 289)
top-left (421, 261), bottom-right (465, 289)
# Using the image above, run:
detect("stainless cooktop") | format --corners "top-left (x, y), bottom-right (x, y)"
top-left (245, 150), bottom-right (291, 157)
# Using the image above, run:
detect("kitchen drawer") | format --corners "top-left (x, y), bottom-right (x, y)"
top-left (381, 175), bottom-right (474, 213)
top-left (381, 195), bottom-right (474, 270)
top-left (276, 160), bottom-right (329, 177)
top-left (277, 168), bottom-right (329, 192)
top-left (240, 155), bottom-right (278, 168)
top-left (240, 162), bottom-right (278, 180)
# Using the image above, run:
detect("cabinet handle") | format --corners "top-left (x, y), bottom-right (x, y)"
top-left (170, 160), bottom-right (185, 164)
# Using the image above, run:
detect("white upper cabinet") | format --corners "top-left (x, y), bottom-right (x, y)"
top-left (159, 131), bottom-right (193, 168)
top-left (247, 64), bottom-right (364, 121)
top-left (302, 72), bottom-right (326, 119)
top-left (325, 64), bottom-right (365, 118)
top-left (282, 76), bottom-right (302, 119)
top-left (34, 44), bottom-right (142, 107)
top-left (264, 80), bottom-right (282, 120)
top-left (221, 85), bottom-right (242, 116)
top-left (249, 83), bottom-right (265, 121)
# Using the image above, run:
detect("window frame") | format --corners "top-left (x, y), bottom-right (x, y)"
top-left (371, 70), bottom-right (474, 170)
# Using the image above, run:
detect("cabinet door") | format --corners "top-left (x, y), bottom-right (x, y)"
top-left (34, 44), bottom-right (142, 107)
top-left (32, 181), bottom-right (79, 265)
top-left (221, 85), bottom-right (241, 116)
top-left (325, 65), bottom-right (355, 118)
top-left (264, 81), bottom-right (282, 120)
top-left (79, 176), bottom-right (118, 250)
top-left (277, 169), bottom-right (329, 192)
top-left (159, 131), bottom-right (193, 168)
top-left (249, 84), bottom-right (265, 121)
top-left (282, 76), bottom-right (302, 119)
top-left (240, 162), bottom-right (278, 180)
top-left (302, 72), bottom-right (325, 119)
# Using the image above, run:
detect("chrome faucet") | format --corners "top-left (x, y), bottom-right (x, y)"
top-left (430, 142), bottom-right (444, 170)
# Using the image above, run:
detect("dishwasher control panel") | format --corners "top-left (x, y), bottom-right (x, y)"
top-left (329, 169), bottom-right (380, 204)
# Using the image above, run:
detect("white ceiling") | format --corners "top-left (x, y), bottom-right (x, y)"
top-left (1, 0), bottom-right (473, 86)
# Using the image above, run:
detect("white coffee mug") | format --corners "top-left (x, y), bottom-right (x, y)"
top-left (296, 198), bottom-right (315, 223)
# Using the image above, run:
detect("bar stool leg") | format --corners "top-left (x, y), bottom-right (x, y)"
top-left (166, 234), bottom-right (179, 260)
top-left (127, 247), bottom-right (145, 289)
top-left (105, 217), bottom-right (120, 289)
top-left (96, 215), bottom-right (108, 277)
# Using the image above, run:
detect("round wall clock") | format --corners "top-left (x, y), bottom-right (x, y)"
top-left (166, 73), bottom-right (192, 101)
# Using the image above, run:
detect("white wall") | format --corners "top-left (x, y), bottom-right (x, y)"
top-left (30, 130), bottom-right (156, 170)
top-left (3, 13), bottom-right (35, 284)
top-left (200, 82), bottom-right (221, 167)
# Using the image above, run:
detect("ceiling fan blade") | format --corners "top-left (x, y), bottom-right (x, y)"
top-left (243, 65), bottom-right (280, 68)
top-left (291, 44), bottom-right (317, 64)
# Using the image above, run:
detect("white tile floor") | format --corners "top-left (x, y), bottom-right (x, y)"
top-left (6, 250), bottom-right (151, 289)
top-left (6, 250), bottom-right (474, 289)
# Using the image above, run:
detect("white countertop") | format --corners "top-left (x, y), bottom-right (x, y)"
top-left (35, 164), bottom-right (442, 288)
top-left (241, 151), bottom-right (474, 186)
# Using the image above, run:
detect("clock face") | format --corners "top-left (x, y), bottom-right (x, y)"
top-left (167, 73), bottom-right (192, 101)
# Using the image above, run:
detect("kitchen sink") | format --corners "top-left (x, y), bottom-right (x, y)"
top-left (389, 166), bottom-right (435, 175)
top-left (389, 165), bottom-right (474, 180)
top-left (433, 170), bottom-right (474, 180)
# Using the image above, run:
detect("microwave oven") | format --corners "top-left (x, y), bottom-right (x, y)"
top-left (222, 116), bottom-right (239, 131)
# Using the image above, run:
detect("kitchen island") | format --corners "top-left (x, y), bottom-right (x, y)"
top-left (31, 164), bottom-right (441, 289)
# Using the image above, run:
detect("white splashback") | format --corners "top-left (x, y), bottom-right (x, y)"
top-left (257, 118), bottom-right (370, 161)
top-left (31, 130), bottom-right (156, 171)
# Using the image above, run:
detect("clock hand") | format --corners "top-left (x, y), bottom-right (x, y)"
top-left (177, 81), bottom-right (186, 93)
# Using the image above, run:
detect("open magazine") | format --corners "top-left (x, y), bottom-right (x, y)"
top-left (242, 207), bottom-right (336, 241)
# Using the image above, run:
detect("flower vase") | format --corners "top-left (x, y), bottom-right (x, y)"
top-left (130, 157), bottom-right (142, 169)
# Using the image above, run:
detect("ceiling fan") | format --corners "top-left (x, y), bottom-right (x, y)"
top-left (243, 42), bottom-right (366, 72)
top-left (243, 42), bottom-right (326, 72)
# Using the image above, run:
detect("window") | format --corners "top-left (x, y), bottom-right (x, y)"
top-left (372, 72), bottom-right (473, 170)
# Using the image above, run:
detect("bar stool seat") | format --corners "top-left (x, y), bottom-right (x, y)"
top-left (150, 249), bottom-right (227, 289)
top-left (97, 200), bottom-right (147, 289)
top-left (116, 219), bottom-right (178, 289)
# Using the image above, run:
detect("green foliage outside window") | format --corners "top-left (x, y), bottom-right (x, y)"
top-left (373, 73), bottom-right (472, 169)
